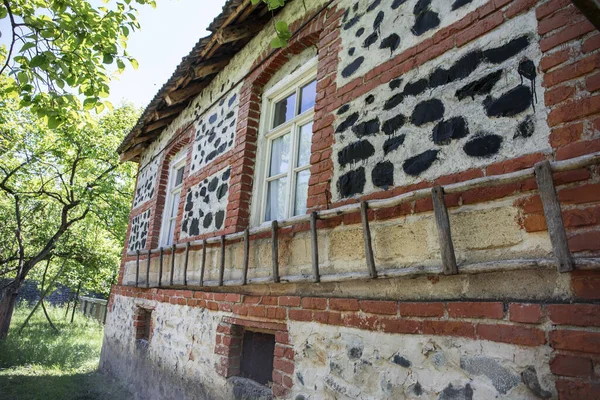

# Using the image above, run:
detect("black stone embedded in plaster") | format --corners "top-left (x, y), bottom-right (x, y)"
top-left (203, 212), bottom-right (213, 229)
top-left (413, 0), bottom-right (432, 15)
top-left (228, 94), bottom-right (237, 107)
top-left (439, 384), bottom-right (474, 400)
top-left (382, 114), bottom-right (406, 135)
top-left (215, 210), bottom-right (225, 229)
top-left (392, 0), bottom-right (408, 10)
top-left (372, 161), bottom-right (394, 189)
top-left (222, 168), bottom-right (231, 181)
top-left (463, 133), bottom-right (503, 158)
top-left (337, 104), bottom-right (350, 115)
top-left (338, 167), bottom-right (366, 197)
top-left (217, 183), bottom-right (228, 200)
top-left (484, 85), bottom-right (532, 118)
top-left (374, 11), bottom-right (385, 32)
top-left (209, 114), bottom-right (217, 124)
top-left (455, 70), bottom-right (503, 100)
top-left (430, 51), bottom-right (483, 88)
top-left (352, 118), bottom-right (381, 137)
top-left (412, 10), bottom-right (440, 36)
top-left (393, 354), bottom-right (412, 368)
top-left (403, 79), bottom-right (428, 97)
top-left (190, 218), bottom-right (200, 236)
top-left (383, 134), bottom-right (406, 155)
top-left (483, 36), bottom-right (530, 64)
top-left (452, 0), bottom-right (473, 10)
top-left (518, 59), bottom-right (537, 81)
top-left (349, 47), bottom-right (356, 56)
top-left (185, 192), bottom-right (194, 211)
top-left (336, 112), bottom-right (360, 133)
top-left (390, 78), bottom-right (403, 90)
top-left (363, 32), bottom-right (379, 48)
top-left (366, 94), bottom-right (375, 104)
top-left (356, 27), bottom-right (365, 37)
top-left (338, 140), bottom-right (376, 167)
top-left (208, 177), bottom-right (219, 192)
top-left (368, 0), bottom-right (382, 12)
top-left (514, 115), bottom-right (535, 139)
top-left (403, 149), bottom-right (439, 176)
top-left (342, 57), bottom-right (365, 78)
top-left (411, 99), bottom-right (445, 126)
top-left (384, 93), bottom-right (405, 110)
top-left (344, 15), bottom-right (362, 30)
top-left (432, 117), bottom-right (469, 145)
top-left (380, 33), bottom-right (401, 53)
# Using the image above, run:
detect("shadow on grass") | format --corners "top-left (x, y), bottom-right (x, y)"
top-left (0, 371), bottom-right (131, 400)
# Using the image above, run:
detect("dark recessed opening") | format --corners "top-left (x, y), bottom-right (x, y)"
top-left (136, 308), bottom-right (152, 341)
top-left (240, 330), bottom-right (275, 386)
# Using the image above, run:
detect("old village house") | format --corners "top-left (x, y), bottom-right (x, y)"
top-left (101, 0), bottom-right (600, 398)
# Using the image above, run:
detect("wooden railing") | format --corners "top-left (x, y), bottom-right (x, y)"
top-left (80, 296), bottom-right (108, 324)
top-left (124, 152), bottom-right (600, 289)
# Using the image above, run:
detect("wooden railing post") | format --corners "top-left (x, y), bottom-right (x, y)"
top-left (184, 242), bottom-right (190, 286)
top-left (135, 250), bottom-right (140, 287)
top-left (360, 201), bottom-right (377, 279)
top-left (535, 161), bottom-right (574, 272)
top-left (170, 244), bottom-right (176, 286)
top-left (310, 212), bottom-right (320, 283)
top-left (219, 235), bottom-right (226, 286)
top-left (432, 186), bottom-right (458, 275)
top-left (200, 239), bottom-right (207, 287)
top-left (242, 228), bottom-right (250, 285)
top-left (271, 220), bottom-right (280, 283)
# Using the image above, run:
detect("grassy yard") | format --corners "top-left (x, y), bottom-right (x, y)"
top-left (0, 303), bottom-right (131, 400)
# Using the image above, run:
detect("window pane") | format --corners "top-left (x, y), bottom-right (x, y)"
top-left (269, 134), bottom-right (290, 177)
top-left (175, 167), bottom-right (185, 186)
top-left (297, 122), bottom-right (313, 167)
top-left (170, 193), bottom-right (180, 219)
top-left (294, 170), bottom-right (310, 216)
top-left (265, 177), bottom-right (288, 221)
top-left (299, 80), bottom-right (317, 114)
top-left (166, 219), bottom-right (175, 246)
top-left (273, 93), bottom-right (296, 128)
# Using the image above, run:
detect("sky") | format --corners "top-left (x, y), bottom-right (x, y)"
top-left (0, 0), bottom-right (228, 109)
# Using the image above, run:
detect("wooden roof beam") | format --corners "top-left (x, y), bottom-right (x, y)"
top-left (168, 80), bottom-right (211, 104)
top-left (215, 21), bottom-right (264, 45)
top-left (193, 58), bottom-right (231, 79)
top-left (120, 145), bottom-right (145, 163)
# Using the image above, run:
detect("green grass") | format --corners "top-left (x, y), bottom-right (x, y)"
top-left (0, 303), bottom-right (131, 400)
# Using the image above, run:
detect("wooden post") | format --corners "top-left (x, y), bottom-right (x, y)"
top-left (145, 249), bottom-right (151, 288)
top-left (200, 239), bottom-right (207, 287)
top-left (158, 248), bottom-right (164, 287)
top-left (135, 250), bottom-right (140, 287)
top-left (242, 228), bottom-right (250, 285)
top-left (71, 281), bottom-right (81, 324)
top-left (535, 161), bottom-right (574, 272)
top-left (432, 186), bottom-right (458, 275)
top-left (310, 212), bottom-right (320, 283)
top-left (360, 201), bottom-right (377, 279)
top-left (170, 244), bottom-right (176, 286)
top-left (183, 242), bottom-right (190, 286)
top-left (271, 220), bottom-right (280, 283)
top-left (219, 235), bottom-right (226, 286)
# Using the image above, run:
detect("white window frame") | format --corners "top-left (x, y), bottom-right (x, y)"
top-left (251, 57), bottom-right (318, 227)
top-left (159, 151), bottom-right (187, 247)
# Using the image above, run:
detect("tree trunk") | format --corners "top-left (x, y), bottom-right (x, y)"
top-left (0, 284), bottom-right (19, 339)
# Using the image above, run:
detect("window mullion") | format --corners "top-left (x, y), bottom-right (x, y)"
top-left (288, 121), bottom-right (300, 218)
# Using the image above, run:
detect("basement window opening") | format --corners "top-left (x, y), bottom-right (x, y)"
top-left (135, 307), bottom-right (153, 342)
top-left (239, 329), bottom-right (276, 386)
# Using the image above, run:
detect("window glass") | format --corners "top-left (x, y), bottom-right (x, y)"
top-left (268, 134), bottom-right (290, 177)
top-left (272, 93), bottom-right (296, 128)
top-left (299, 80), bottom-right (317, 114)
top-left (297, 122), bottom-right (312, 167)
top-left (265, 177), bottom-right (287, 221)
top-left (294, 170), bottom-right (310, 216)
top-left (175, 167), bottom-right (185, 186)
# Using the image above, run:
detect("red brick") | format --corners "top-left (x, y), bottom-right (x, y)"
top-left (550, 123), bottom-right (583, 148)
top-left (273, 357), bottom-right (295, 375)
top-left (289, 309), bottom-right (312, 321)
top-left (477, 324), bottom-right (545, 346)
top-left (485, 153), bottom-right (545, 176)
top-left (301, 297), bottom-right (328, 310)
top-left (455, 11), bottom-right (504, 48)
top-left (551, 354), bottom-right (593, 377)
top-left (547, 95), bottom-right (600, 126)
top-left (266, 307), bottom-right (287, 320)
top-left (279, 296), bottom-right (301, 307)
top-left (536, 0), bottom-right (571, 20)
top-left (537, 4), bottom-right (581, 35)
top-left (569, 230), bottom-right (600, 252)
top-left (545, 54), bottom-right (600, 88)
top-left (448, 302), bottom-right (504, 319)
top-left (559, 184), bottom-right (600, 204)
top-left (550, 330), bottom-right (600, 353)
top-left (400, 302), bottom-right (445, 317)
top-left (544, 85), bottom-right (576, 106)
top-left (586, 72), bottom-right (600, 92)
top-left (509, 303), bottom-right (543, 324)
top-left (540, 20), bottom-right (595, 52)
top-left (360, 300), bottom-right (398, 315)
top-left (379, 318), bottom-right (422, 334)
top-left (556, 380), bottom-right (600, 400)
top-left (522, 213), bottom-right (547, 232)
top-left (313, 311), bottom-right (343, 326)
top-left (343, 313), bottom-right (380, 331)
top-left (571, 271), bottom-right (600, 300)
top-left (582, 33), bottom-right (600, 54)
top-left (423, 320), bottom-right (475, 338)
top-left (555, 138), bottom-right (600, 160)
top-left (330, 298), bottom-right (360, 311)
top-left (541, 49), bottom-right (571, 72)
top-left (275, 331), bottom-right (289, 345)
top-left (505, 0), bottom-right (537, 19)
top-left (563, 205), bottom-right (600, 228)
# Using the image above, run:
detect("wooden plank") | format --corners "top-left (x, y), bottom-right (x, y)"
top-left (535, 161), bottom-right (574, 272)
top-left (242, 228), bottom-right (250, 285)
top-left (156, 103), bottom-right (188, 120)
top-left (119, 145), bottom-right (144, 163)
top-left (310, 212), bottom-right (320, 283)
top-left (158, 248), bottom-right (164, 287)
top-left (272, 220), bottom-right (280, 283)
top-left (170, 244), bottom-right (176, 286)
top-left (432, 186), bottom-right (458, 275)
top-left (193, 58), bottom-right (231, 79)
top-left (142, 115), bottom-right (177, 134)
top-left (146, 249), bottom-right (151, 288)
top-left (183, 242), bottom-right (190, 286)
top-left (168, 80), bottom-right (211, 104)
top-left (215, 22), bottom-right (264, 44)
top-left (219, 235), bottom-right (226, 286)
top-left (200, 239), bottom-right (207, 287)
top-left (135, 250), bottom-right (140, 287)
top-left (360, 201), bottom-right (377, 279)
